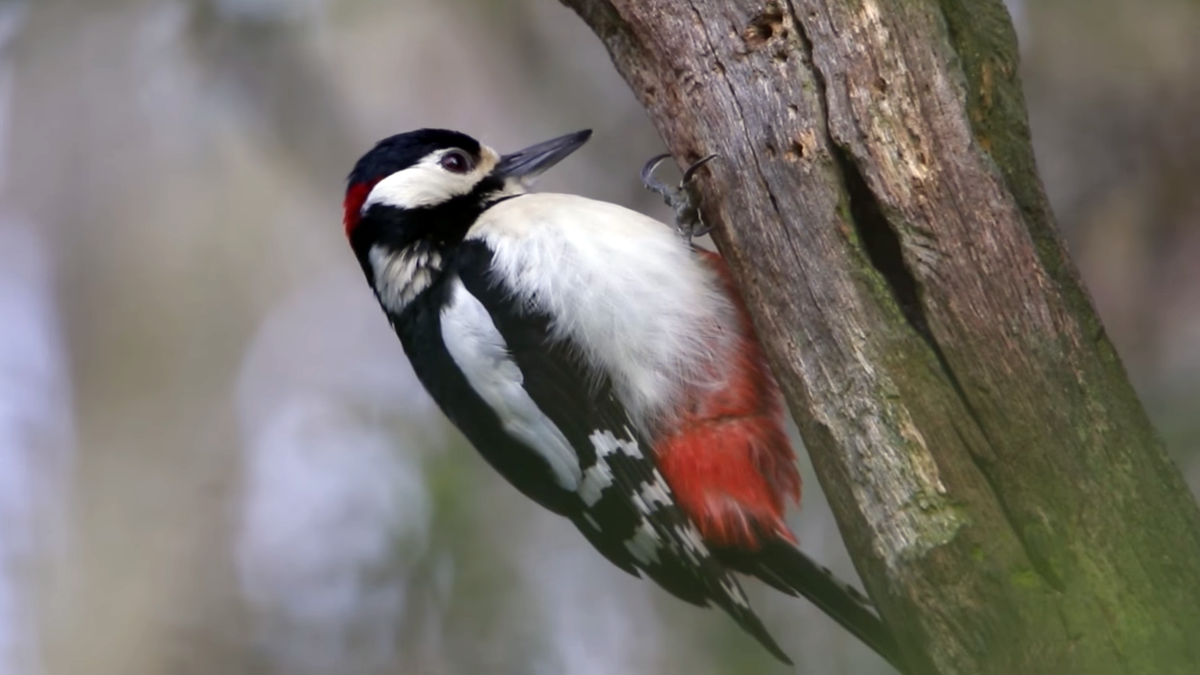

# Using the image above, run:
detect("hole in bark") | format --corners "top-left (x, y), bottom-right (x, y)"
top-left (835, 149), bottom-right (931, 343)
top-left (744, 2), bottom-right (785, 49)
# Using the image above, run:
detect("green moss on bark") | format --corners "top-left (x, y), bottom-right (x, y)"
top-left (934, 0), bottom-right (1106, 337)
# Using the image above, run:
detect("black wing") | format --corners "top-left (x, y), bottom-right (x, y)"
top-left (389, 272), bottom-right (579, 517)
top-left (454, 239), bottom-right (793, 664)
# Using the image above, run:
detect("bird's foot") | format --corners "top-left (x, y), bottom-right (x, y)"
top-left (641, 153), bottom-right (718, 242)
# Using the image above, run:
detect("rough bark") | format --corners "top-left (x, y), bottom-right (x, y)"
top-left (557, 0), bottom-right (1200, 672)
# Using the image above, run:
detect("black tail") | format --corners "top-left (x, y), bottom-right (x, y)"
top-left (719, 540), bottom-right (909, 674)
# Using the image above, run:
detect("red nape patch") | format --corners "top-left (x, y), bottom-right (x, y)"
top-left (343, 181), bottom-right (376, 238)
top-left (655, 251), bottom-right (802, 550)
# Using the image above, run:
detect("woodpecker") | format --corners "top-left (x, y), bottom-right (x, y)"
top-left (342, 128), bottom-right (905, 671)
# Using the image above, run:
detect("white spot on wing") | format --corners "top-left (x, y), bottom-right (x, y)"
top-left (720, 577), bottom-right (751, 608)
top-left (578, 428), bottom-right (642, 508)
top-left (440, 278), bottom-right (581, 490)
top-left (582, 513), bottom-right (601, 531)
top-left (578, 460), bottom-right (614, 507)
top-left (674, 524), bottom-right (710, 565)
top-left (624, 519), bottom-right (661, 566)
top-left (618, 429), bottom-right (643, 458)
top-left (589, 428), bottom-right (642, 459)
top-left (638, 470), bottom-right (673, 512)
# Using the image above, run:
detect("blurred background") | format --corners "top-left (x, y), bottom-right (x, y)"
top-left (0, 0), bottom-right (1197, 673)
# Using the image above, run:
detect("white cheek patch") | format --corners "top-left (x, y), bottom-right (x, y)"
top-left (363, 148), bottom-right (499, 212)
top-left (440, 278), bottom-right (582, 491)
top-left (365, 164), bottom-right (476, 211)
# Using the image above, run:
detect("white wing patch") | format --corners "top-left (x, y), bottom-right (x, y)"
top-left (576, 456), bottom-right (614, 504)
top-left (577, 460), bottom-right (614, 507)
top-left (589, 428), bottom-right (642, 459)
top-left (440, 278), bottom-right (582, 490)
top-left (579, 428), bottom-right (645, 507)
top-left (625, 518), bottom-right (663, 566)
top-left (720, 578), bottom-right (751, 608)
top-left (674, 523), bottom-right (711, 566)
top-left (638, 470), bottom-right (673, 513)
top-left (467, 194), bottom-right (736, 432)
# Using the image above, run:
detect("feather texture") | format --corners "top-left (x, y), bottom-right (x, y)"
top-left (344, 129), bottom-right (908, 672)
top-left (467, 193), bottom-right (736, 433)
top-left (655, 251), bottom-right (802, 549)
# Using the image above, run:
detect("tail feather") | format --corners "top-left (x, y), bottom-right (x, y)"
top-left (720, 539), bottom-right (909, 674)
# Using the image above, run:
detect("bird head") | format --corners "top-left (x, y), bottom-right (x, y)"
top-left (343, 128), bottom-right (592, 242)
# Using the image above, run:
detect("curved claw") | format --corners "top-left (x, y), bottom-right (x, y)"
top-left (681, 153), bottom-right (719, 184)
top-left (641, 153), bottom-right (674, 197)
top-left (679, 154), bottom-right (719, 240)
top-left (638, 151), bottom-right (720, 243)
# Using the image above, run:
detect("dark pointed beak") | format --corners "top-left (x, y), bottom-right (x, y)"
top-left (495, 130), bottom-right (592, 181)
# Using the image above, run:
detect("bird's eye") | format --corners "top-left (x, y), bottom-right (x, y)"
top-left (439, 150), bottom-right (472, 174)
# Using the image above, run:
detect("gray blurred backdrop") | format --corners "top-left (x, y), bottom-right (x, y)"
top-left (0, 0), bottom-right (1197, 673)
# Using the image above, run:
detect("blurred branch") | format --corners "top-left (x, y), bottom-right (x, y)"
top-left (186, 0), bottom-right (357, 188)
top-left (560, 0), bottom-right (1200, 671)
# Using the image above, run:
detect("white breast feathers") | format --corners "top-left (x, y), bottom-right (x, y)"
top-left (466, 193), bottom-right (735, 431)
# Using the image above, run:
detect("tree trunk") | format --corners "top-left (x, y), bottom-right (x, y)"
top-left (557, 0), bottom-right (1200, 672)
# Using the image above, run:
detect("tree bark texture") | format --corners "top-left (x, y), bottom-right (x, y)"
top-left (558, 0), bottom-right (1200, 672)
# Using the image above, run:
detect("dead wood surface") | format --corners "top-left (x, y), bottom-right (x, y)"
top-left (558, 0), bottom-right (1200, 672)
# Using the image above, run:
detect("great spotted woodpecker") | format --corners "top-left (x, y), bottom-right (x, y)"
top-left (342, 128), bottom-right (904, 670)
